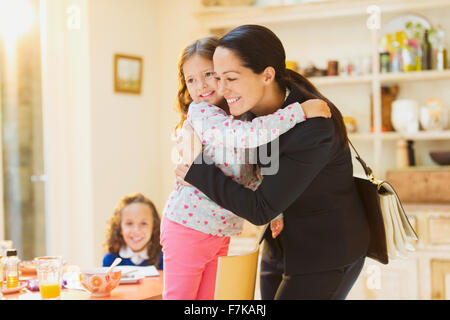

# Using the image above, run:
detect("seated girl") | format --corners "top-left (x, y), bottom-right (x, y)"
top-left (103, 192), bottom-right (163, 269)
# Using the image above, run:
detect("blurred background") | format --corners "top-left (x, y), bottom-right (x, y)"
top-left (0, 0), bottom-right (449, 299)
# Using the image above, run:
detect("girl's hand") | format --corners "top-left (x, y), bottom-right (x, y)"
top-left (270, 216), bottom-right (284, 238)
top-left (301, 99), bottom-right (331, 119)
top-left (180, 123), bottom-right (203, 165)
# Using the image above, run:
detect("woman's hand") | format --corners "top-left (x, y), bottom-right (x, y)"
top-left (270, 216), bottom-right (284, 238)
top-left (301, 99), bottom-right (331, 119)
top-left (175, 163), bottom-right (190, 186)
top-left (174, 123), bottom-right (202, 187)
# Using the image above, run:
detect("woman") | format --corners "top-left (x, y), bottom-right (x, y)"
top-left (175, 25), bottom-right (370, 300)
top-left (161, 36), bottom-right (328, 300)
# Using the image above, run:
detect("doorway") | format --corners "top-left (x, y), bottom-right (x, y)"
top-left (0, 0), bottom-right (46, 260)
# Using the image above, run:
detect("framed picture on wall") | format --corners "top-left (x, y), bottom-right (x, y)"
top-left (114, 54), bottom-right (143, 94)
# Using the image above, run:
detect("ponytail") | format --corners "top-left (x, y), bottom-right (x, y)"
top-left (283, 69), bottom-right (349, 147)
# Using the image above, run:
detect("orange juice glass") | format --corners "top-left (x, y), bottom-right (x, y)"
top-left (39, 282), bottom-right (61, 299)
top-left (35, 256), bottom-right (63, 300)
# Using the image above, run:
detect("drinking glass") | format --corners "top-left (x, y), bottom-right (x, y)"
top-left (35, 256), bottom-right (63, 300)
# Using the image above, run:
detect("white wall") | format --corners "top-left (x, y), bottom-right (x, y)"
top-left (41, 0), bottom-right (206, 268)
top-left (155, 0), bottom-right (204, 211)
top-left (88, 0), bottom-right (163, 267)
top-left (41, 0), bottom-right (94, 267)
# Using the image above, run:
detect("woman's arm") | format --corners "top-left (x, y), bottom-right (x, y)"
top-left (181, 118), bottom-right (335, 225)
top-left (186, 101), bottom-right (327, 149)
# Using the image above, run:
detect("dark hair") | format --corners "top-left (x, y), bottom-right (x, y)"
top-left (218, 25), bottom-right (348, 146)
top-left (104, 193), bottom-right (162, 268)
top-left (174, 36), bottom-right (220, 132)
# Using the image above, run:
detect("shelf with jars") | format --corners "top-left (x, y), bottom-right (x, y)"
top-left (309, 69), bottom-right (450, 86)
top-left (197, 0), bottom-right (450, 175)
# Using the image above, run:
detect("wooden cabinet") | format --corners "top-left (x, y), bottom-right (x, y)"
top-left (348, 204), bottom-right (450, 300)
top-left (431, 259), bottom-right (450, 300)
top-left (348, 256), bottom-right (420, 300)
top-left (428, 218), bottom-right (450, 245)
top-left (231, 205), bottom-right (450, 300)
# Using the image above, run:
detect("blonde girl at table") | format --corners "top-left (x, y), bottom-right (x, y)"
top-left (160, 36), bottom-right (330, 300)
top-left (103, 193), bottom-right (163, 269)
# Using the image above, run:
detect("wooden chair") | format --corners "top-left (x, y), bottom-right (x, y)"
top-left (214, 247), bottom-right (260, 300)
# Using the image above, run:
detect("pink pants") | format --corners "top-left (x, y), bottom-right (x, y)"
top-left (160, 217), bottom-right (230, 300)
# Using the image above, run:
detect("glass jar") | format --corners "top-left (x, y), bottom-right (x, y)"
top-left (5, 249), bottom-right (20, 289)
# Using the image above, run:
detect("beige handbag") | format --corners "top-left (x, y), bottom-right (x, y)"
top-left (351, 140), bottom-right (418, 264)
top-left (377, 181), bottom-right (418, 259)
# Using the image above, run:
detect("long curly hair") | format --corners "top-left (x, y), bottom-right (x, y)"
top-left (174, 36), bottom-right (220, 132)
top-left (104, 193), bottom-right (162, 268)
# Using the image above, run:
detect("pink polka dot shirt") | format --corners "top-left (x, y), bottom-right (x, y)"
top-left (162, 100), bottom-right (307, 237)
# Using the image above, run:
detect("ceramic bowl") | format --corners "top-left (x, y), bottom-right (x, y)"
top-left (19, 260), bottom-right (37, 275)
top-left (391, 99), bottom-right (419, 133)
top-left (429, 151), bottom-right (450, 165)
top-left (79, 268), bottom-right (122, 297)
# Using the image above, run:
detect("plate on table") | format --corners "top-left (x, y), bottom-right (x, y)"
top-left (119, 275), bottom-right (144, 284)
top-left (2, 280), bottom-right (28, 294)
top-left (115, 265), bottom-right (159, 284)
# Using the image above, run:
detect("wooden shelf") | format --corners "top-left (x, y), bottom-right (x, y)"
top-left (349, 132), bottom-right (400, 141)
top-left (402, 130), bottom-right (450, 140)
top-left (309, 74), bottom-right (372, 86)
top-left (380, 69), bottom-right (450, 83)
top-left (196, 0), bottom-right (450, 30)
top-left (349, 131), bottom-right (450, 141)
top-left (308, 69), bottom-right (450, 86)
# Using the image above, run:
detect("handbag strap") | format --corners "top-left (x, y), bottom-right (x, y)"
top-left (348, 139), bottom-right (375, 181)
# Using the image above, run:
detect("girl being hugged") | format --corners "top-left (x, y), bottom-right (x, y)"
top-left (160, 36), bottom-right (330, 300)
top-left (103, 193), bottom-right (163, 269)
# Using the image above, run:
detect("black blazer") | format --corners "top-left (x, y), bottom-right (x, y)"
top-left (185, 84), bottom-right (370, 275)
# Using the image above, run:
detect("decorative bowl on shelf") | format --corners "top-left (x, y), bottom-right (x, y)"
top-left (429, 151), bottom-right (450, 165)
top-left (286, 60), bottom-right (298, 71)
top-left (344, 117), bottom-right (357, 133)
top-left (391, 99), bottom-right (419, 133)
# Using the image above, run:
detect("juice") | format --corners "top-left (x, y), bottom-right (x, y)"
top-left (39, 282), bottom-right (61, 299)
top-left (6, 275), bottom-right (18, 289)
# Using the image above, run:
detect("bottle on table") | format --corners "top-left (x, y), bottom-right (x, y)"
top-left (5, 249), bottom-right (20, 289)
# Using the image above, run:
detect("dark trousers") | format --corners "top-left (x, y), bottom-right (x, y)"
top-left (260, 255), bottom-right (366, 300)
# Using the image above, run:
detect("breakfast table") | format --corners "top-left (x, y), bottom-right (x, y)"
top-left (3, 271), bottom-right (164, 300)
